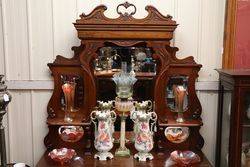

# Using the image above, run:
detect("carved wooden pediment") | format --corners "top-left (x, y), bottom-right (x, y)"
top-left (74, 2), bottom-right (178, 40)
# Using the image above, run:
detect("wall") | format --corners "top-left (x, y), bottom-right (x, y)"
top-left (0, 0), bottom-right (225, 166)
top-left (235, 0), bottom-right (250, 68)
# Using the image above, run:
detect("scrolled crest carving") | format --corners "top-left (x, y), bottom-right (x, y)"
top-left (75, 2), bottom-right (177, 25)
top-left (79, 5), bottom-right (107, 20)
top-left (116, 2), bottom-right (136, 17)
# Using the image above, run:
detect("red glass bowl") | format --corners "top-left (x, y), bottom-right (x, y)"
top-left (48, 148), bottom-right (76, 165)
top-left (58, 126), bottom-right (84, 143)
top-left (170, 150), bottom-right (201, 166)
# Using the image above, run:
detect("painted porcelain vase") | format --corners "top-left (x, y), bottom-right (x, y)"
top-left (131, 101), bottom-right (157, 161)
top-left (90, 101), bottom-right (116, 160)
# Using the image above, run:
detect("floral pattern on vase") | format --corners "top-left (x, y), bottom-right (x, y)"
top-left (90, 101), bottom-right (116, 161)
top-left (131, 100), bottom-right (157, 161)
top-left (135, 122), bottom-right (154, 153)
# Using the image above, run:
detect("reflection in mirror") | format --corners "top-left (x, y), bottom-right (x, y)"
top-left (242, 91), bottom-right (250, 167)
top-left (220, 90), bottom-right (232, 167)
top-left (60, 74), bottom-right (84, 110)
top-left (166, 76), bottom-right (188, 111)
top-left (94, 46), bottom-right (156, 74)
top-left (244, 92), bottom-right (250, 121)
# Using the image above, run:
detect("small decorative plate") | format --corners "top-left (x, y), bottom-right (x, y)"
top-left (170, 150), bottom-right (201, 165)
top-left (165, 127), bottom-right (189, 143)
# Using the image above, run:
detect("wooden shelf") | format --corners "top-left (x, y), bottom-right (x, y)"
top-left (158, 117), bottom-right (203, 127)
top-left (47, 116), bottom-right (90, 126)
top-left (243, 124), bottom-right (250, 128)
top-left (94, 70), bottom-right (156, 79)
top-left (243, 118), bottom-right (250, 127)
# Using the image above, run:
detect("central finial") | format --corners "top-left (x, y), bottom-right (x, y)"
top-left (116, 2), bottom-right (137, 17)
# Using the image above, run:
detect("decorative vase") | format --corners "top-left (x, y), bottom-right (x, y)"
top-left (90, 101), bottom-right (116, 160)
top-left (62, 81), bottom-right (77, 123)
top-left (173, 85), bottom-right (187, 123)
top-left (131, 100), bottom-right (157, 161)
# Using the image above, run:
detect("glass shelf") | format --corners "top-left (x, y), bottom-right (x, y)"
top-left (47, 116), bottom-right (90, 126)
top-left (94, 70), bottom-right (156, 79)
top-left (158, 117), bottom-right (203, 127)
top-left (243, 124), bottom-right (250, 128)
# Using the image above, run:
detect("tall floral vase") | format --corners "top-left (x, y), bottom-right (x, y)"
top-left (131, 101), bottom-right (157, 161)
top-left (62, 81), bottom-right (77, 123)
top-left (173, 85), bottom-right (187, 123)
top-left (90, 101), bottom-right (116, 161)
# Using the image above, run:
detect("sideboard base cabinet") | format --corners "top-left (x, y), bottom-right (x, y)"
top-left (216, 69), bottom-right (250, 167)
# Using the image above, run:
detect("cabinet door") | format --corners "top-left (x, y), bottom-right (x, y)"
top-left (220, 85), bottom-right (233, 167)
top-left (220, 85), bottom-right (232, 167)
top-left (241, 89), bottom-right (250, 167)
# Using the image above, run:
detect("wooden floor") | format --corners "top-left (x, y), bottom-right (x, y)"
top-left (37, 149), bottom-right (212, 167)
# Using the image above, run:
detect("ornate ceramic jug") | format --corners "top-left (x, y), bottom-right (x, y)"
top-left (131, 101), bottom-right (157, 161)
top-left (90, 101), bottom-right (116, 160)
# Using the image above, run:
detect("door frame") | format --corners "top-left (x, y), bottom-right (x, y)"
top-left (222, 0), bottom-right (238, 69)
